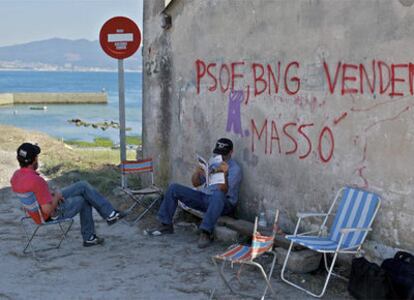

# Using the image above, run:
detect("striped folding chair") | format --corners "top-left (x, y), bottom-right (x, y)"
top-left (281, 186), bottom-right (381, 298)
top-left (212, 209), bottom-right (279, 299)
top-left (120, 158), bottom-right (162, 225)
top-left (16, 192), bottom-right (73, 260)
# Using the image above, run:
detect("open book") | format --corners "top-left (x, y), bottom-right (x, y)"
top-left (197, 154), bottom-right (225, 186)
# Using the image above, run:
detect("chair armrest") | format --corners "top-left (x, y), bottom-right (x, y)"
top-left (340, 227), bottom-right (372, 234)
top-left (297, 212), bottom-right (329, 219)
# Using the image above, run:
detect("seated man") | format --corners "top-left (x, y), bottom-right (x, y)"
top-left (10, 142), bottom-right (125, 247)
top-left (147, 138), bottom-right (242, 248)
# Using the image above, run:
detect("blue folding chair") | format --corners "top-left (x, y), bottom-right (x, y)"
top-left (16, 192), bottom-right (73, 260)
top-left (281, 186), bottom-right (381, 298)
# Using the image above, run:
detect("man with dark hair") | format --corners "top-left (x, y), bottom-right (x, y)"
top-left (147, 138), bottom-right (242, 248)
top-left (11, 142), bottom-right (125, 247)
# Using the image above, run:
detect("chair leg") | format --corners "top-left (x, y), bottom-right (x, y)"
top-left (131, 196), bottom-right (160, 225)
top-left (281, 241), bottom-right (340, 298)
top-left (56, 219), bottom-right (73, 249)
top-left (21, 220), bottom-right (41, 259)
top-left (323, 253), bottom-right (348, 281)
top-left (213, 256), bottom-right (277, 300)
top-left (246, 260), bottom-right (276, 299)
top-left (259, 251), bottom-right (277, 299)
top-left (212, 257), bottom-right (238, 295)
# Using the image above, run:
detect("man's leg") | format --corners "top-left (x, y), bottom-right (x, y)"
top-left (157, 183), bottom-right (206, 225)
top-left (61, 181), bottom-right (114, 219)
top-left (199, 190), bottom-right (229, 234)
top-left (59, 196), bottom-right (95, 242)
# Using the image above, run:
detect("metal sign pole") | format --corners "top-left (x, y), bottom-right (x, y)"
top-left (118, 59), bottom-right (127, 163)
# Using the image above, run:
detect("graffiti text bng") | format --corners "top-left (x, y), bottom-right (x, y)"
top-left (195, 59), bottom-right (414, 100)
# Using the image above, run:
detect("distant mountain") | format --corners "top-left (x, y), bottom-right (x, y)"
top-left (0, 38), bottom-right (142, 71)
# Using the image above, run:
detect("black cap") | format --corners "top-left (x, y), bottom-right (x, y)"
top-left (213, 138), bottom-right (233, 155)
top-left (17, 143), bottom-right (41, 164)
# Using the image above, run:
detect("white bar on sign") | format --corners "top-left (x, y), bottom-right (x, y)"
top-left (107, 33), bottom-right (133, 42)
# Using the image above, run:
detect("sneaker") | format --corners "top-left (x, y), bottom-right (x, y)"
top-left (106, 210), bottom-right (127, 226)
top-left (83, 234), bottom-right (105, 247)
top-left (198, 231), bottom-right (213, 249)
top-left (144, 223), bottom-right (174, 236)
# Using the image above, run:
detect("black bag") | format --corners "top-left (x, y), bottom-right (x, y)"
top-left (348, 257), bottom-right (398, 299)
top-left (381, 251), bottom-right (414, 300)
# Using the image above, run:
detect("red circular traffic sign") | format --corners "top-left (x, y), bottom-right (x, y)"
top-left (99, 16), bottom-right (141, 59)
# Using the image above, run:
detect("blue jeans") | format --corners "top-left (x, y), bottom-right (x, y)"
top-left (157, 183), bottom-right (235, 234)
top-left (57, 181), bottom-right (114, 241)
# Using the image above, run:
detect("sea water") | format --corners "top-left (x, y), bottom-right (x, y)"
top-left (0, 70), bottom-right (142, 143)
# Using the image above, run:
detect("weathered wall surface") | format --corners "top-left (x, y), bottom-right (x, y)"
top-left (143, 0), bottom-right (414, 257)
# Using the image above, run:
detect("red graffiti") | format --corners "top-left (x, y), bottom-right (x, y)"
top-left (318, 127), bottom-right (334, 163)
top-left (196, 59), bottom-right (414, 98)
top-left (364, 105), bottom-right (411, 132)
top-left (333, 112), bottom-right (348, 125)
top-left (251, 118), bottom-right (334, 163)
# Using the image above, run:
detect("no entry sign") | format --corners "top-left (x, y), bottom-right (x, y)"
top-left (99, 16), bottom-right (141, 59)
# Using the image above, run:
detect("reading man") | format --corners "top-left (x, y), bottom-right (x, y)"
top-left (148, 138), bottom-right (242, 248)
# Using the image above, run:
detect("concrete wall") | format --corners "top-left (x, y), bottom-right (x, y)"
top-left (12, 93), bottom-right (107, 104)
top-left (143, 0), bottom-right (414, 258)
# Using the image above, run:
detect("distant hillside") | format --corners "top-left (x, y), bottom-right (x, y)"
top-left (0, 38), bottom-right (142, 71)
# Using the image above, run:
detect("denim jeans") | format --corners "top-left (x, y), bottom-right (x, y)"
top-left (157, 183), bottom-right (235, 234)
top-left (57, 181), bottom-right (114, 241)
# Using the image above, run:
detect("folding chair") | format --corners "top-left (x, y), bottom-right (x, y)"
top-left (281, 186), bottom-right (381, 298)
top-left (120, 158), bottom-right (162, 225)
top-left (212, 209), bottom-right (279, 299)
top-left (16, 192), bottom-right (73, 260)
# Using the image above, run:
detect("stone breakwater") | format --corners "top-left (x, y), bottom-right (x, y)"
top-left (0, 92), bottom-right (107, 105)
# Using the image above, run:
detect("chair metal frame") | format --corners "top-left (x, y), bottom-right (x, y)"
top-left (212, 210), bottom-right (279, 299)
top-left (16, 192), bottom-right (73, 260)
top-left (280, 186), bottom-right (381, 298)
top-left (120, 158), bottom-right (162, 225)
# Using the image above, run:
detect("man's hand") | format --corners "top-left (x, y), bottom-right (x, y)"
top-left (192, 166), bottom-right (205, 187)
top-left (52, 190), bottom-right (64, 203)
top-left (216, 162), bottom-right (229, 174)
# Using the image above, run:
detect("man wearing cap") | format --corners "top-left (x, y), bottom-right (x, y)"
top-left (147, 138), bottom-right (242, 248)
top-left (10, 142), bottom-right (125, 247)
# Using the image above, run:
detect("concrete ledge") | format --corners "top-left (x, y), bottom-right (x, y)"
top-left (214, 225), bottom-right (239, 243)
top-left (14, 92), bottom-right (107, 104)
top-left (0, 93), bottom-right (14, 105)
top-left (0, 92), bottom-right (107, 105)
top-left (275, 247), bottom-right (322, 274)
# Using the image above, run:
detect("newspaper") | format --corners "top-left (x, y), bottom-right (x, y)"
top-left (196, 154), bottom-right (225, 186)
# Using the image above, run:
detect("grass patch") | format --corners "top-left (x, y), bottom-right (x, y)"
top-left (65, 137), bottom-right (114, 148)
top-left (126, 135), bottom-right (141, 145)
top-left (65, 135), bottom-right (141, 148)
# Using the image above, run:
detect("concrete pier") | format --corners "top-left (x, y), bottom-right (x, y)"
top-left (0, 92), bottom-right (107, 105)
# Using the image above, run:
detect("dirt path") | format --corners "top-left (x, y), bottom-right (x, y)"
top-left (0, 127), bottom-right (351, 299)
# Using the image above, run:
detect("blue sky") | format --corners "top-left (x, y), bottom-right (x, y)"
top-left (0, 0), bottom-right (143, 47)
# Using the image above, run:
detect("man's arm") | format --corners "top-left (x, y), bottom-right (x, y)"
top-left (191, 166), bottom-right (206, 187)
top-left (40, 193), bottom-right (62, 216)
top-left (217, 162), bottom-right (229, 193)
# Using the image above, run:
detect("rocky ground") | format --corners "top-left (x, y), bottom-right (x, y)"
top-left (0, 125), bottom-right (352, 299)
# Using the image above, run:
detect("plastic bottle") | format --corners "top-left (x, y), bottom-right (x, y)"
top-left (258, 198), bottom-right (268, 228)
